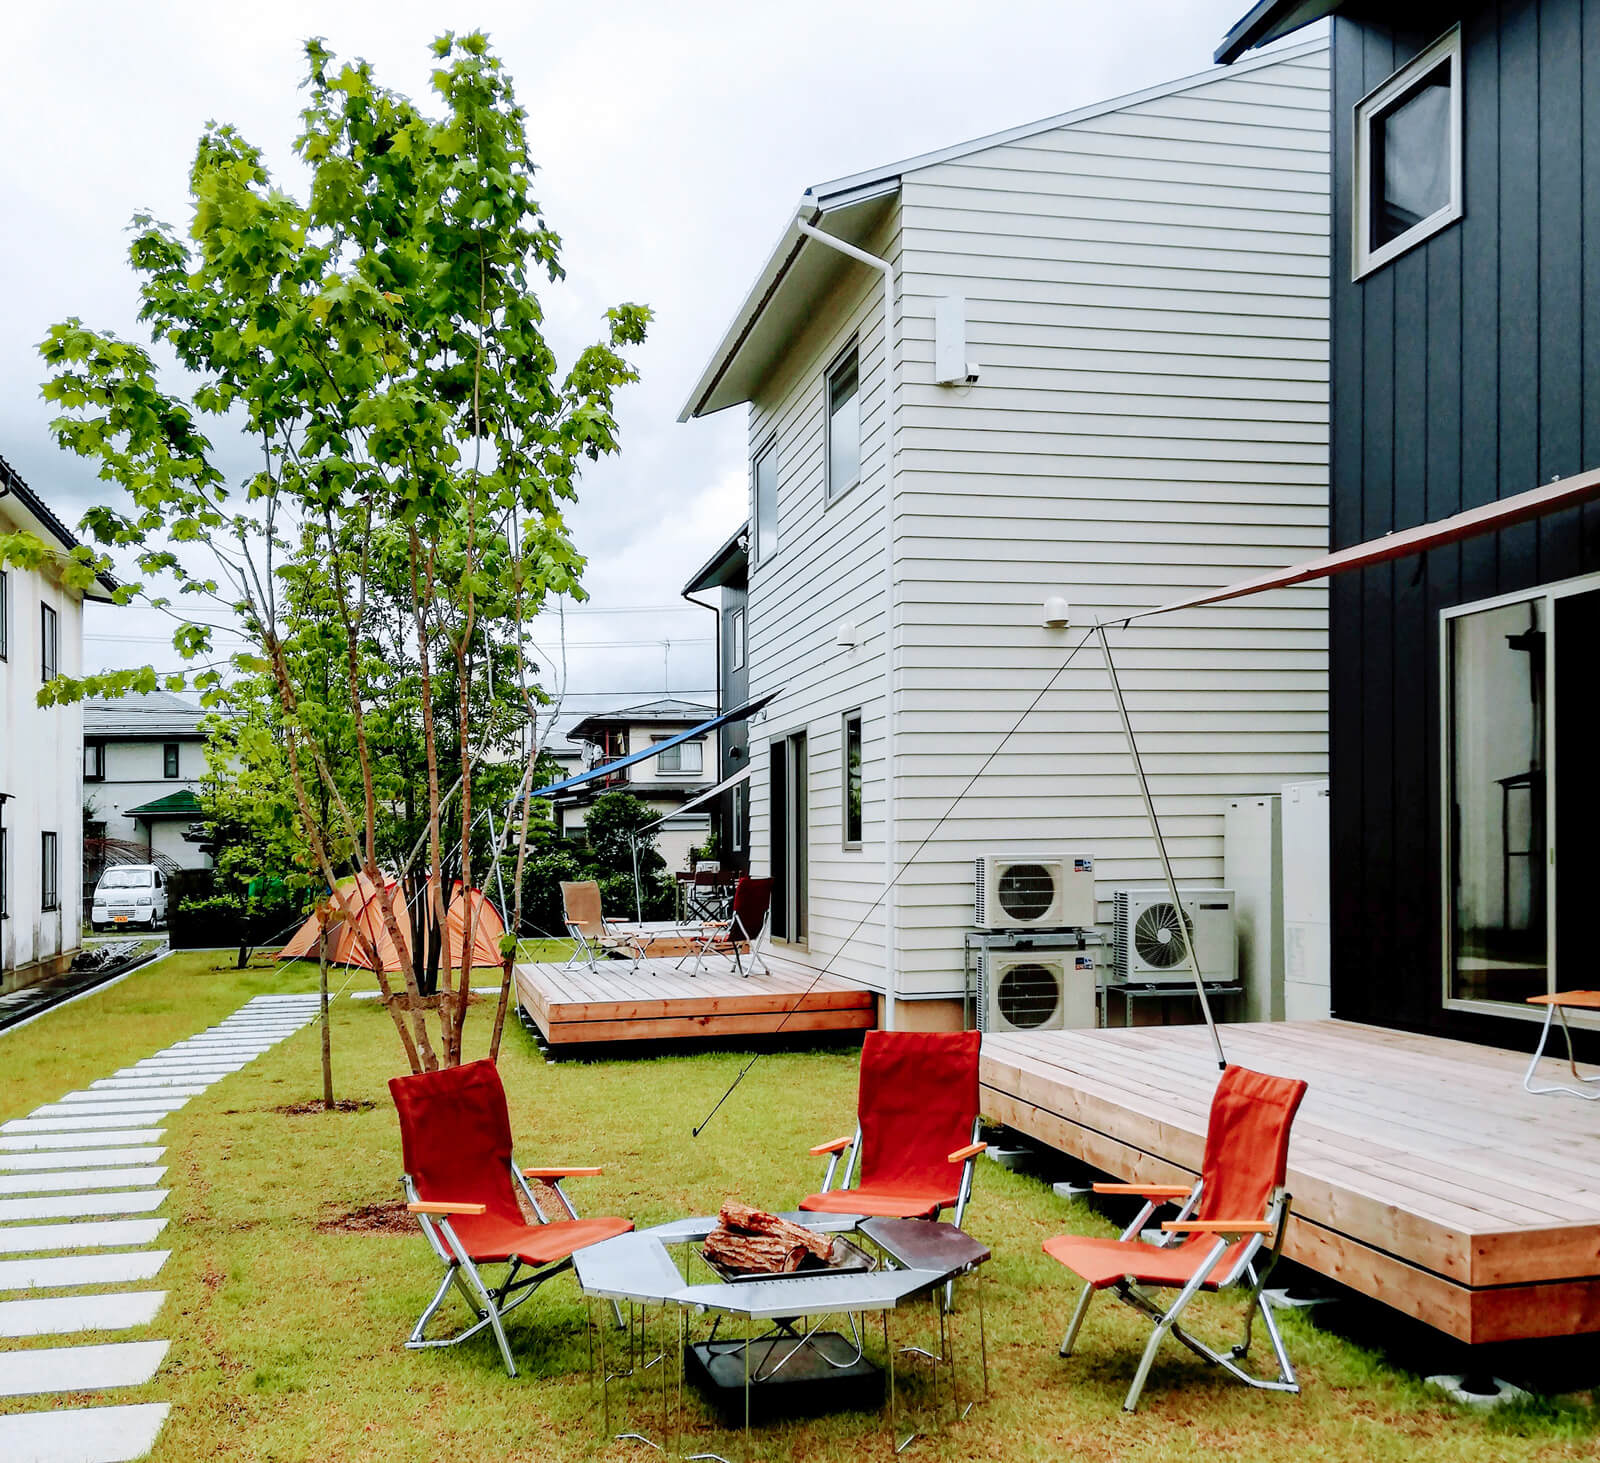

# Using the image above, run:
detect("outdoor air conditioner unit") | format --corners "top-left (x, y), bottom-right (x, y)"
top-left (976, 947), bottom-right (1097, 1033)
top-left (973, 853), bottom-right (1095, 932)
top-left (1113, 889), bottom-right (1237, 986)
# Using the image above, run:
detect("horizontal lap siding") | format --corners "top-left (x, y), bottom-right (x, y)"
top-left (891, 47), bottom-right (1332, 995)
top-left (742, 208), bottom-right (902, 989)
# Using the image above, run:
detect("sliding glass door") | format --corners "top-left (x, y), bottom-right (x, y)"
top-left (1444, 576), bottom-right (1600, 1009)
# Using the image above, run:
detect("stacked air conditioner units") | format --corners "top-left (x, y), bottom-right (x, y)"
top-left (972, 853), bottom-right (1097, 1032)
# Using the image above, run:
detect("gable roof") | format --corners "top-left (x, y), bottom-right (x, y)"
top-left (85, 690), bottom-right (207, 739)
top-left (0, 450), bottom-right (119, 601)
top-left (567, 698), bottom-right (716, 743)
top-left (678, 36), bottom-right (1330, 422)
top-left (683, 523), bottom-right (748, 595)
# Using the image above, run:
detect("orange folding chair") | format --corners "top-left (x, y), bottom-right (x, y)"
top-left (799, 1030), bottom-right (986, 1226)
top-left (389, 1058), bottom-right (633, 1377)
top-left (1044, 1064), bottom-right (1307, 1412)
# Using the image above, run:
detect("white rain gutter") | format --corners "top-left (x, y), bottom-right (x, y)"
top-left (795, 216), bottom-right (900, 1029)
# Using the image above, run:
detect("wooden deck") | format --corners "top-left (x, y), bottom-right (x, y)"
top-left (980, 1020), bottom-right (1600, 1344)
top-left (514, 953), bottom-right (876, 1048)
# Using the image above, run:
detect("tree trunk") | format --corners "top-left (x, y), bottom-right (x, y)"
top-left (317, 909), bottom-right (334, 1110)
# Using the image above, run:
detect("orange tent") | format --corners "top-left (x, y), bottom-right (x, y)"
top-left (279, 874), bottom-right (506, 973)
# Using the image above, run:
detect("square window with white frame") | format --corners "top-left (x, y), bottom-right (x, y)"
top-left (826, 342), bottom-right (860, 501)
top-left (653, 736), bottom-right (703, 775)
top-left (1353, 25), bottom-right (1462, 279)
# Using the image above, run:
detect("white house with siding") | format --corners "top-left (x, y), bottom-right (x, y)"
top-left (1, 452), bottom-right (115, 993)
top-left (679, 39), bottom-right (1331, 1028)
top-left (84, 690), bottom-right (213, 872)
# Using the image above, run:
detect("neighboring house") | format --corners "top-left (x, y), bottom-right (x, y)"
top-left (683, 525), bottom-right (751, 871)
top-left (679, 42), bottom-right (1332, 1027)
top-left (83, 690), bottom-right (212, 871)
top-left (556, 699), bottom-right (720, 872)
top-left (1219, 1), bottom-right (1600, 1053)
top-left (1, 452), bottom-right (116, 992)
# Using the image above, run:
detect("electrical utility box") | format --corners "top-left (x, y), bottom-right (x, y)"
top-left (1224, 795), bottom-right (1285, 1023)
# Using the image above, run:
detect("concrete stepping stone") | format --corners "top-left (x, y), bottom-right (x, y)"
top-left (0, 1169), bottom-right (165, 1196)
top-left (0, 1190), bottom-right (167, 1222)
top-left (120, 1063), bottom-right (243, 1075)
top-left (28, 1102), bottom-right (184, 1120)
top-left (0, 1218), bottom-right (166, 1254)
top-left (0, 1132), bottom-right (164, 1153)
top-left (82, 1075), bottom-right (209, 1088)
top-left (0, 1250), bottom-right (169, 1291)
top-left (0, 1339), bottom-right (169, 1397)
top-left (0, 1401), bottom-right (170, 1462)
top-left (4, 1115), bottom-right (177, 1135)
top-left (0, 1289), bottom-right (165, 1338)
top-left (0, 1149), bottom-right (163, 1173)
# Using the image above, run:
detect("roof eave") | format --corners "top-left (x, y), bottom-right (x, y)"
top-left (1217, 1), bottom-right (1340, 63)
top-left (682, 523), bottom-right (749, 594)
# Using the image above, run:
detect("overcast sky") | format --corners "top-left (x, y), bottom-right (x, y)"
top-left (2, 0), bottom-right (1259, 737)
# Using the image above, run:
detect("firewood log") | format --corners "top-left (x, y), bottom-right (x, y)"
top-left (702, 1227), bottom-right (808, 1274)
top-left (718, 1201), bottom-right (835, 1262)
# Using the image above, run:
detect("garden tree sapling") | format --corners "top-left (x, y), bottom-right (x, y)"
top-left (35, 31), bottom-right (649, 1073)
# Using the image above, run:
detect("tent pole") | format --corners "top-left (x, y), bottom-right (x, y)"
top-left (1096, 624), bottom-right (1227, 1070)
top-left (631, 835), bottom-right (643, 924)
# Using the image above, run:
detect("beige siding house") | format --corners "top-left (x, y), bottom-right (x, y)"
top-left (680, 39), bottom-right (1331, 1026)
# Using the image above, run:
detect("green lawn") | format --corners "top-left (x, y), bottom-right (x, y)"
top-left (2, 950), bottom-right (1596, 1461)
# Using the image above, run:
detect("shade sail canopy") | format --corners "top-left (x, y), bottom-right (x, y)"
top-left (634, 764), bottom-right (753, 838)
top-left (529, 690), bottom-right (779, 803)
top-left (1131, 463), bottom-right (1600, 624)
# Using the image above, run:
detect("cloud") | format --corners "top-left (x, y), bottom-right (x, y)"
top-left (4, 0), bottom-right (1254, 711)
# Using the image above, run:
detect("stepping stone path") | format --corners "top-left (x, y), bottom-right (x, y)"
top-left (0, 994), bottom-right (320, 1462)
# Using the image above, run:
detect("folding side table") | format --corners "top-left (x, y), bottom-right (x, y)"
top-left (1523, 991), bottom-right (1600, 1099)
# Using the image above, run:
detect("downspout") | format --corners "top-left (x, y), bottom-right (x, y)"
top-left (795, 216), bottom-right (900, 1030)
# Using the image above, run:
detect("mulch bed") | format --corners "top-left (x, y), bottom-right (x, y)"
top-left (272, 1098), bottom-right (377, 1116)
top-left (318, 1200), bottom-right (414, 1235)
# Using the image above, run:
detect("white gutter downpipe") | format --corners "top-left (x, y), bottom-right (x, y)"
top-left (795, 215), bottom-right (900, 1029)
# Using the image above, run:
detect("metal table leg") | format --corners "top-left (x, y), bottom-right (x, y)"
top-left (1523, 1000), bottom-right (1600, 1099)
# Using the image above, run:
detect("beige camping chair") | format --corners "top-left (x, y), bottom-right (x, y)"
top-left (559, 881), bottom-right (645, 973)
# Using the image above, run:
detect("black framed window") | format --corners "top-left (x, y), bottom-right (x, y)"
top-left (1, 824), bottom-right (8, 920)
top-left (826, 343), bottom-right (861, 501)
top-left (40, 602), bottom-right (58, 683)
top-left (842, 710), bottom-right (863, 848)
top-left (163, 742), bottom-right (180, 778)
top-left (41, 831), bottom-right (59, 912)
top-left (0, 567), bottom-right (9, 660)
top-left (85, 742), bottom-right (105, 780)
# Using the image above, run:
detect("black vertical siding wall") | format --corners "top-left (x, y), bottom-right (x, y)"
top-left (1331, 0), bottom-right (1600, 1047)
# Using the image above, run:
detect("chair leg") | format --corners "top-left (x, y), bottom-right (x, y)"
top-left (409, 1268), bottom-right (460, 1346)
top-left (459, 1261), bottom-right (518, 1378)
top-left (1059, 1283), bottom-right (1095, 1357)
top-left (1122, 1244), bottom-right (1223, 1412)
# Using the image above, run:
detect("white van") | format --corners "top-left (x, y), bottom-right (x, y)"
top-left (91, 865), bottom-right (169, 931)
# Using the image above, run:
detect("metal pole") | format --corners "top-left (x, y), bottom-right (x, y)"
top-left (1097, 624), bottom-right (1227, 1070)
top-left (630, 835), bottom-right (643, 924)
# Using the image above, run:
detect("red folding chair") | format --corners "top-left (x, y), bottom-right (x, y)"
top-left (799, 1031), bottom-right (986, 1226)
top-left (1044, 1064), bottom-right (1308, 1412)
top-left (389, 1058), bottom-right (633, 1376)
top-left (676, 875), bottom-right (773, 977)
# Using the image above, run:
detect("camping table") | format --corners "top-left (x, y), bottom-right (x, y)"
top-left (1523, 991), bottom-right (1600, 1099)
top-left (572, 1213), bottom-right (981, 1454)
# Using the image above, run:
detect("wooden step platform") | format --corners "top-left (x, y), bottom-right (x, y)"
top-left (980, 1020), bottom-right (1600, 1344)
top-left (515, 954), bottom-right (875, 1049)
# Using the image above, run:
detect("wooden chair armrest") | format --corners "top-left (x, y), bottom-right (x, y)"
top-left (948, 1141), bottom-right (987, 1163)
top-left (522, 1167), bottom-right (603, 1179)
top-left (407, 1200), bottom-right (488, 1217)
top-left (810, 1136), bottom-right (854, 1156)
top-left (1092, 1183), bottom-right (1194, 1199)
top-left (1160, 1219), bottom-right (1272, 1235)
